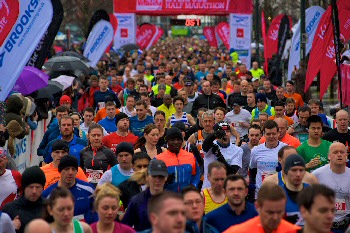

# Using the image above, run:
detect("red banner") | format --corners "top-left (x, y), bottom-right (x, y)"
top-left (340, 64), bottom-right (350, 106)
top-left (305, 7), bottom-right (332, 92)
top-left (216, 22), bottom-right (230, 50)
top-left (261, 11), bottom-right (268, 73)
top-left (0, 0), bottom-right (20, 47)
top-left (265, 14), bottom-right (285, 66)
top-left (136, 24), bottom-right (158, 50)
top-left (204, 26), bottom-right (218, 48)
top-left (114, 0), bottom-right (253, 15)
top-left (152, 27), bottom-right (164, 46)
top-left (106, 14), bottom-right (118, 53)
top-left (305, 0), bottom-right (350, 97)
top-left (318, 0), bottom-right (350, 99)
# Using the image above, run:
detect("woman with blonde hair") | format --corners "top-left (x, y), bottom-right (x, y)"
top-left (91, 183), bottom-right (135, 233)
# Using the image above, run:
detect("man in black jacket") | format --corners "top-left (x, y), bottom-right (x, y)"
top-left (3, 166), bottom-right (46, 233)
top-left (191, 81), bottom-right (226, 117)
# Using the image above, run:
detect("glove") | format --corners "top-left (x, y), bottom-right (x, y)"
top-left (214, 129), bottom-right (226, 139)
top-left (212, 144), bottom-right (223, 158)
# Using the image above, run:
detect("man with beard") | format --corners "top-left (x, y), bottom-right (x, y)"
top-left (206, 175), bottom-right (258, 232)
top-left (102, 113), bottom-right (138, 153)
top-left (43, 116), bottom-right (87, 165)
top-left (156, 128), bottom-right (200, 192)
top-left (3, 166), bottom-right (46, 233)
top-left (202, 121), bottom-right (243, 190)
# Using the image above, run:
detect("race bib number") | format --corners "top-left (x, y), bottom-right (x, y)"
top-left (98, 102), bottom-right (105, 109)
top-left (86, 169), bottom-right (104, 184)
top-left (335, 199), bottom-right (346, 212)
top-left (261, 171), bottom-right (275, 182)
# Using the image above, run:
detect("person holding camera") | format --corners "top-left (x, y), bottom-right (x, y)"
top-left (201, 121), bottom-right (243, 190)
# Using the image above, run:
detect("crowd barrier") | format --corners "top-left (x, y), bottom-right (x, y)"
top-left (5, 112), bottom-right (52, 173)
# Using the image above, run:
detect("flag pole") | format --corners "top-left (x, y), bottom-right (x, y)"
top-left (330, 0), bottom-right (343, 109)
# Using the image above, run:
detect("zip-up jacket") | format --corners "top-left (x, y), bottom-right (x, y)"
top-left (155, 149), bottom-right (200, 192)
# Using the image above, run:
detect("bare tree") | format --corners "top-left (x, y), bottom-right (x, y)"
top-left (61, 0), bottom-right (113, 37)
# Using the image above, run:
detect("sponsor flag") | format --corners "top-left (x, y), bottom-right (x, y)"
top-left (261, 11), bottom-right (268, 73)
top-left (340, 64), bottom-right (350, 106)
top-left (270, 15), bottom-right (290, 86)
top-left (229, 14), bottom-right (252, 68)
top-left (26, 0), bottom-right (63, 69)
top-left (203, 26), bottom-right (218, 47)
top-left (136, 24), bottom-right (158, 50)
top-left (0, 0), bottom-right (53, 101)
top-left (287, 6), bottom-right (325, 80)
top-left (105, 13), bottom-right (118, 53)
top-left (265, 15), bottom-right (292, 68)
top-left (83, 20), bottom-right (114, 67)
top-left (305, 7), bottom-right (332, 92)
top-left (113, 13), bottom-right (136, 49)
top-left (86, 9), bottom-right (109, 38)
top-left (216, 22), bottom-right (230, 50)
top-left (319, 0), bottom-right (350, 99)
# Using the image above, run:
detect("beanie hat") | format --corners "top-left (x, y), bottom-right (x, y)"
top-left (115, 112), bottom-right (129, 125)
top-left (52, 140), bottom-right (69, 153)
top-left (116, 142), bottom-right (134, 156)
top-left (165, 127), bottom-right (183, 142)
top-left (60, 95), bottom-right (72, 105)
top-left (58, 155), bottom-right (78, 172)
top-left (22, 166), bottom-right (46, 190)
top-left (256, 93), bottom-right (267, 103)
top-left (284, 154), bottom-right (306, 175)
top-left (172, 121), bottom-right (186, 132)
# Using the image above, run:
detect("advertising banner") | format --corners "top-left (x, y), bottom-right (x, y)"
top-left (340, 64), bottom-right (350, 106)
top-left (229, 13), bottom-right (252, 69)
top-left (114, 0), bottom-right (253, 15)
top-left (319, 0), bottom-right (350, 98)
top-left (113, 13), bottom-right (136, 49)
top-left (26, 0), bottom-right (63, 69)
top-left (0, 0), bottom-right (53, 101)
top-left (305, 0), bottom-right (350, 97)
top-left (83, 20), bottom-right (114, 67)
top-left (261, 11), bottom-right (268, 73)
top-left (203, 26), bottom-right (218, 47)
top-left (287, 6), bottom-right (325, 80)
top-left (136, 23), bottom-right (158, 50)
top-left (216, 22), bottom-right (230, 50)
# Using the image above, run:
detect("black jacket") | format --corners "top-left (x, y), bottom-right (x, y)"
top-left (192, 93), bottom-right (226, 116)
top-left (2, 196), bottom-right (46, 233)
top-left (118, 180), bottom-right (142, 208)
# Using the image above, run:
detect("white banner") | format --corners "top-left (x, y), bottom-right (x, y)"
top-left (287, 6), bottom-right (325, 80)
top-left (84, 20), bottom-right (114, 67)
top-left (229, 13), bottom-right (252, 69)
top-left (113, 13), bottom-right (136, 49)
top-left (0, 0), bottom-right (53, 101)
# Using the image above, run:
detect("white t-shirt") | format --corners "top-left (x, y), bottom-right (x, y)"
top-left (225, 108), bottom-right (252, 137)
top-left (312, 164), bottom-right (350, 222)
top-left (0, 212), bottom-right (15, 233)
top-left (202, 141), bottom-right (243, 190)
top-left (250, 141), bottom-right (287, 197)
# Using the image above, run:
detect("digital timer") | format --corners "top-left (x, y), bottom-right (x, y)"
top-left (170, 19), bottom-right (201, 27)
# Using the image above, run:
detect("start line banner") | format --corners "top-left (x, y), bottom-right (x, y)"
top-left (114, 0), bottom-right (253, 15)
